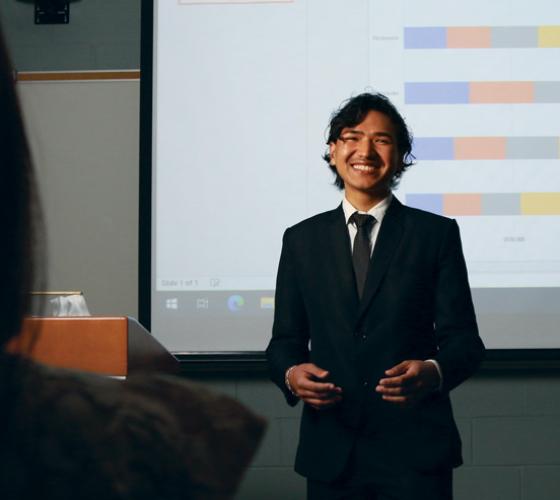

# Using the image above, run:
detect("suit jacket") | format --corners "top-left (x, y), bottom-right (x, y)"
top-left (266, 196), bottom-right (485, 481)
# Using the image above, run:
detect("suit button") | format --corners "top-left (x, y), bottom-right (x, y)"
top-left (361, 334), bottom-right (367, 341)
top-left (363, 381), bottom-right (369, 387)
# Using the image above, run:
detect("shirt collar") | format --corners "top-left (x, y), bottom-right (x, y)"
top-left (342, 193), bottom-right (392, 226)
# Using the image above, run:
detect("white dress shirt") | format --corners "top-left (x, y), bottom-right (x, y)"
top-left (342, 194), bottom-right (392, 254)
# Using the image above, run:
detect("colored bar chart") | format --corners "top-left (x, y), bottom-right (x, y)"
top-left (413, 137), bottom-right (560, 161)
top-left (405, 81), bottom-right (560, 104)
top-left (406, 193), bottom-right (560, 216)
top-left (404, 26), bottom-right (560, 49)
top-left (369, 1), bottom-right (560, 289)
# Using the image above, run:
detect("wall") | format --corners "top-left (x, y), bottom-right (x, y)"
top-left (18, 78), bottom-right (140, 317)
top-left (191, 372), bottom-right (560, 500)
top-left (0, 0), bottom-right (141, 317)
top-left (0, 0), bottom-right (140, 71)
top-left (1, 1), bottom-right (559, 499)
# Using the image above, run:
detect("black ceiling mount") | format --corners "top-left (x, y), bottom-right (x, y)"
top-left (35, 0), bottom-right (70, 25)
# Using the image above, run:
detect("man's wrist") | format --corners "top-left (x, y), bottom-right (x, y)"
top-left (425, 359), bottom-right (443, 391)
top-left (285, 365), bottom-right (298, 396)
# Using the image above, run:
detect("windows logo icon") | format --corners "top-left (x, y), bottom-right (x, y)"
top-left (165, 298), bottom-right (178, 310)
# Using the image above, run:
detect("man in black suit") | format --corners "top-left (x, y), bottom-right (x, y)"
top-left (266, 93), bottom-right (485, 499)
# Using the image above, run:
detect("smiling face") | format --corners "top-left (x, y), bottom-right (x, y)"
top-left (329, 110), bottom-right (400, 211)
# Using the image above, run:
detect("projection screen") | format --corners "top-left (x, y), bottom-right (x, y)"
top-left (141, 0), bottom-right (560, 356)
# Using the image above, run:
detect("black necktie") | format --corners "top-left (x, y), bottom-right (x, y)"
top-left (350, 212), bottom-right (376, 299)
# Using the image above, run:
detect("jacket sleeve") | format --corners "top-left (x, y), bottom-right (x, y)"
top-left (265, 227), bottom-right (310, 406)
top-left (432, 220), bottom-right (485, 392)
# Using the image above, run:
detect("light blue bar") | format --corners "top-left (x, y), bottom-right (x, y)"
top-left (404, 27), bottom-right (447, 49)
top-left (406, 194), bottom-right (443, 215)
top-left (413, 137), bottom-right (454, 160)
top-left (405, 82), bottom-right (470, 104)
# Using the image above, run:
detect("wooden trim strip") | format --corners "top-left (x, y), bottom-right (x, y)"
top-left (16, 70), bottom-right (140, 82)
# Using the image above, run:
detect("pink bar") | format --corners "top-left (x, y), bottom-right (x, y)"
top-left (179, 0), bottom-right (292, 3)
top-left (444, 194), bottom-right (482, 216)
top-left (447, 27), bottom-right (492, 48)
top-left (454, 137), bottom-right (506, 160)
top-left (470, 82), bottom-right (534, 103)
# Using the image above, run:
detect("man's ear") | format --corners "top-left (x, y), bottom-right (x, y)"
top-left (329, 143), bottom-right (337, 165)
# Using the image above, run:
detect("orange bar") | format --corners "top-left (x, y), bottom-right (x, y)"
top-left (444, 194), bottom-right (482, 216)
top-left (447, 27), bottom-right (492, 48)
top-left (454, 137), bottom-right (506, 160)
top-left (470, 81), bottom-right (534, 103)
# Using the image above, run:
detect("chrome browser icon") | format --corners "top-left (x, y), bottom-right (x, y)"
top-left (227, 294), bottom-right (245, 312)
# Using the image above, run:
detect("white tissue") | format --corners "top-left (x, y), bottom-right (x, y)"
top-left (49, 295), bottom-right (91, 317)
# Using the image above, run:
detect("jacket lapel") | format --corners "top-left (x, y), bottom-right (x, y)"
top-left (356, 197), bottom-right (405, 323)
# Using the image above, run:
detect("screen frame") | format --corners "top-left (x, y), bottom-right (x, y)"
top-left (138, 0), bottom-right (560, 370)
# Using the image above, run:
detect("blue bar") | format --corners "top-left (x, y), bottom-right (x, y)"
top-left (406, 194), bottom-right (443, 215)
top-left (405, 82), bottom-right (470, 104)
top-left (404, 27), bottom-right (447, 49)
top-left (413, 137), bottom-right (454, 160)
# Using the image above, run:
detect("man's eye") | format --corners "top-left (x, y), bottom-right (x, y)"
top-left (375, 138), bottom-right (391, 145)
top-left (341, 136), bottom-right (358, 142)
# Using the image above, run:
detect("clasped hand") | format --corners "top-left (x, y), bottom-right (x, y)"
top-left (289, 360), bottom-right (439, 410)
top-left (375, 360), bottom-right (440, 407)
top-left (287, 363), bottom-right (342, 410)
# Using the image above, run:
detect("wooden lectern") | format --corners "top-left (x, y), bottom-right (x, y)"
top-left (8, 317), bottom-right (178, 377)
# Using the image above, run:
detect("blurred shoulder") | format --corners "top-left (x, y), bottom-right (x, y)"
top-left (5, 356), bottom-right (264, 500)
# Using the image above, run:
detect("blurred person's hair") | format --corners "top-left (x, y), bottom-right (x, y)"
top-left (0, 25), bottom-right (42, 346)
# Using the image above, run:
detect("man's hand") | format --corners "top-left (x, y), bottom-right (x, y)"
top-left (375, 360), bottom-right (440, 407)
top-left (288, 363), bottom-right (342, 410)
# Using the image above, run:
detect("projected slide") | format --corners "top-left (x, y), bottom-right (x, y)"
top-left (151, 0), bottom-right (560, 350)
top-left (368, 1), bottom-right (560, 288)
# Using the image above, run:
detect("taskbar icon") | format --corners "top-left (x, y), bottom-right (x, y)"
top-left (260, 296), bottom-right (274, 309)
top-left (227, 295), bottom-right (245, 312)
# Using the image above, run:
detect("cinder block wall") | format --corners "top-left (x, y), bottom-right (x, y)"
top-left (2, 2), bottom-right (559, 499)
top-left (193, 373), bottom-right (560, 500)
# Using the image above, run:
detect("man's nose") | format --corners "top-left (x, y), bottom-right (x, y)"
top-left (357, 139), bottom-right (377, 157)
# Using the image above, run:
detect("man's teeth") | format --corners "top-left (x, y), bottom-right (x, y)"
top-left (352, 164), bottom-right (374, 172)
